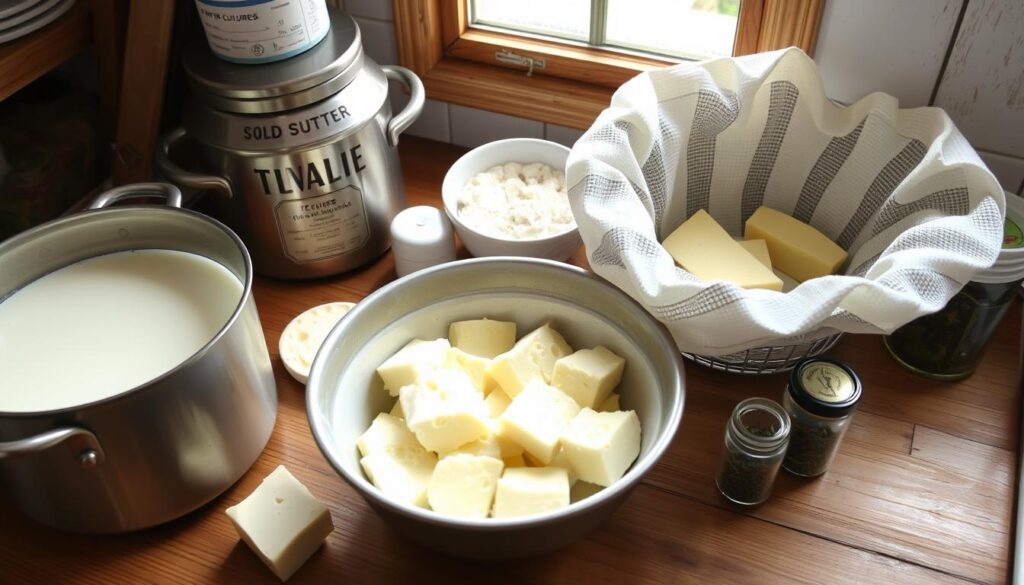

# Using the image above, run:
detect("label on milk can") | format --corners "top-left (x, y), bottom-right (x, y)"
top-left (274, 185), bottom-right (370, 263)
top-left (194, 0), bottom-right (331, 64)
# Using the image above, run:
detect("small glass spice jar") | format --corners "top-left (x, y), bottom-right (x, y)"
top-left (782, 357), bottom-right (862, 478)
top-left (716, 397), bottom-right (791, 506)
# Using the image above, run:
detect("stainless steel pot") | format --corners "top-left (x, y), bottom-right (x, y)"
top-left (0, 183), bottom-right (277, 533)
top-left (156, 9), bottom-right (424, 279)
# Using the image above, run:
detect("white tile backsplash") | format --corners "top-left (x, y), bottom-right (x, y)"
top-left (354, 17), bottom-right (399, 66)
top-left (343, 0), bottom-right (393, 21)
top-left (813, 0), bottom-right (962, 107)
top-left (390, 85), bottom-right (452, 143)
top-left (544, 124), bottom-right (585, 148)
top-left (977, 150), bottom-right (1024, 194)
top-left (449, 104), bottom-right (544, 148)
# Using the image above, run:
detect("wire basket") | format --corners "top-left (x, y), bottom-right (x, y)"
top-left (682, 333), bottom-right (843, 375)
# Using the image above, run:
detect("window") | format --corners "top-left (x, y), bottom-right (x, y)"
top-left (394, 0), bottom-right (824, 129)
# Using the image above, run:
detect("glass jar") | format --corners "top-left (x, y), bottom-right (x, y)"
top-left (782, 357), bottom-right (862, 477)
top-left (716, 397), bottom-right (791, 506)
top-left (884, 278), bottom-right (1022, 380)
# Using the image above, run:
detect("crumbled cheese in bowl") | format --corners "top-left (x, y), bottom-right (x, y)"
top-left (456, 162), bottom-right (575, 240)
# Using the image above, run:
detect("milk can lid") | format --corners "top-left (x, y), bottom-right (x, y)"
top-left (182, 8), bottom-right (363, 114)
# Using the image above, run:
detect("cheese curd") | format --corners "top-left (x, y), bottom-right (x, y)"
top-left (359, 318), bottom-right (643, 520)
top-left (457, 162), bottom-right (575, 240)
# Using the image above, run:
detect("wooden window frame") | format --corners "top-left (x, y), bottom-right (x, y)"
top-left (393, 0), bottom-right (824, 130)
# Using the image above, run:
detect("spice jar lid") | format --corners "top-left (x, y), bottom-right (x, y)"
top-left (787, 357), bottom-right (862, 418)
top-left (182, 8), bottom-right (363, 114)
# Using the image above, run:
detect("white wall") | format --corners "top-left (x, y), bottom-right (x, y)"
top-left (331, 0), bottom-right (1024, 195)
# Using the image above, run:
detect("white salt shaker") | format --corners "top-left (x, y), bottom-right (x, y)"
top-left (390, 206), bottom-right (457, 277)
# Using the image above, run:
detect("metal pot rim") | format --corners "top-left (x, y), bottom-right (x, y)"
top-left (0, 204), bottom-right (254, 418)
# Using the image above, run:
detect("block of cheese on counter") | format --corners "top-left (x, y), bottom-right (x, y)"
top-left (551, 345), bottom-right (625, 409)
top-left (491, 467), bottom-right (570, 518)
top-left (377, 338), bottom-right (450, 396)
top-left (499, 380), bottom-right (580, 464)
top-left (448, 318), bottom-right (517, 358)
top-left (356, 413), bottom-right (419, 457)
top-left (225, 466), bottom-right (334, 582)
top-left (560, 408), bottom-right (641, 487)
top-left (662, 209), bottom-right (783, 291)
top-left (597, 393), bottom-right (620, 412)
top-left (744, 206), bottom-right (847, 282)
top-left (399, 368), bottom-right (490, 453)
top-left (360, 445), bottom-right (437, 508)
top-left (443, 347), bottom-right (492, 394)
top-left (487, 323), bottom-right (573, 397)
top-left (427, 454), bottom-right (504, 518)
top-left (738, 239), bottom-right (772, 268)
top-left (483, 388), bottom-right (512, 418)
top-left (440, 434), bottom-right (501, 460)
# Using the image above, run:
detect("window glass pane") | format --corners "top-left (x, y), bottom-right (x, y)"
top-left (471, 0), bottom-right (590, 42)
top-left (606, 0), bottom-right (739, 60)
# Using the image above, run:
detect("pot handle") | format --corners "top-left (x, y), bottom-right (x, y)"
top-left (89, 182), bottom-right (183, 210)
top-left (155, 127), bottom-right (234, 198)
top-left (0, 427), bottom-right (105, 468)
top-left (382, 65), bottom-right (425, 148)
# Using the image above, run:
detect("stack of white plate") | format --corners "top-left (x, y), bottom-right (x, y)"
top-left (0, 0), bottom-right (75, 45)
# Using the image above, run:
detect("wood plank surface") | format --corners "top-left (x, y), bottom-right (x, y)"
top-left (0, 0), bottom-right (91, 102)
top-left (0, 137), bottom-right (1017, 584)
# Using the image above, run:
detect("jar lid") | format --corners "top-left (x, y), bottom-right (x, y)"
top-left (787, 357), bottom-right (862, 418)
top-left (182, 8), bottom-right (362, 114)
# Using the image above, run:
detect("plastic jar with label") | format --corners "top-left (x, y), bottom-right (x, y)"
top-left (781, 357), bottom-right (862, 478)
top-left (194, 0), bottom-right (331, 64)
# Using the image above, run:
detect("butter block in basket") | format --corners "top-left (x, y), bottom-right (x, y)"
top-left (745, 207), bottom-right (847, 282)
top-left (662, 209), bottom-right (783, 291)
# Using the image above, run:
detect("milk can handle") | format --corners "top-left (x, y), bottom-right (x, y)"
top-left (89, 182), bottom-right (183, 210)
top-left (0, 427), bottom-right (106, 468)
top-left (155, 127), bottom-right (234, 198)
top-left (382, 65), bottom-right (425, 148)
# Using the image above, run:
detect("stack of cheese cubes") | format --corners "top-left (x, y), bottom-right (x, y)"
top-left (661, 206), bottom-right (848, 291)
top-left (356, 318), bottom-right (642, 520)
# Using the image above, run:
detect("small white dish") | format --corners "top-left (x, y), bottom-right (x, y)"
top-left (441, 138), bottom-right (581, 261)
top-left (279, 301), bottom-right (356, 385)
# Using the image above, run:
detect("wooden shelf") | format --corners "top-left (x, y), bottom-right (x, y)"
top-left (0, 0), bottom-right (91, 102)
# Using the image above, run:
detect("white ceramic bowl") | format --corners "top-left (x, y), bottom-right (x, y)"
top-left (441, 138), bottom-right (581, 261)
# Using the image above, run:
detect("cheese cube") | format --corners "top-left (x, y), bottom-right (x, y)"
top-left (389, 399), bottom-right (404, 420)
top-left (225, 466), bottom-right (334, 582)
top-left (738, 239), bottom-right (772, 268)
top-left (597, 393), bottom-right (620, 412)
top-left (550, 448), bottom-right (579, 487)
top-left (551, 346), bottom-right (625, 408)
top-left (356, 413), bottom-right (418, 457)
top-left (440, 434), bottom-right (501, 460)
top-left (360, 446), bottom-right (437, 508)
top-left (487, 323), bottom-right (573, 398)
top-left (744, 206), bottom-right (847, 282)
top-left (443, 347), bottom-right (492, 394)
top-left (503, 453), bottom-right (528, 468)
top-left (483, 388), bottom-right (512, 418)
top-left (427, 454), bottom-right (504, 518)
top-left (499, 380), bottom-right (580, 464)
top-left (399, 368), bottom-right (490, 453)
top-left (662, 209), bottom-right (783, 291)
top-left (560, 408), bottom-right (641, 487)
top-left (491, 467), bottom-right (570, 518)
top-left (490, 419), bottom-right (524, 457)
top-left (377, 338), bottom-right (451, 396)
top-left (448, 318), bottom-right (516, 358)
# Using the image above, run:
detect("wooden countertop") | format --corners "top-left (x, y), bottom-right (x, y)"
top-left (1, 136), bottom-right (1019, 584)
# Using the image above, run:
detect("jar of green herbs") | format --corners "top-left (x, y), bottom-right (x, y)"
top-left (716, 397), bottom-right (791, 506)
top-left (782, 357), bottom-right (862, 478)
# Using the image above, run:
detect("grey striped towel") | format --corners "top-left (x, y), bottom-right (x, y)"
top-left (566, 48), bottom-right (1005, 356)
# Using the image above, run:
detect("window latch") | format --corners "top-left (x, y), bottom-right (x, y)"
top-left (495, 50), bottom-right (545, 77)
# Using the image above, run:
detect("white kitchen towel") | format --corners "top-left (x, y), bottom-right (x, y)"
top-left (566, 48), bottom-right (1005, 356)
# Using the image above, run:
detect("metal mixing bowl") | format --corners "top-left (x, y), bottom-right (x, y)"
top-left (306, 258), bottom-right (685, 559)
